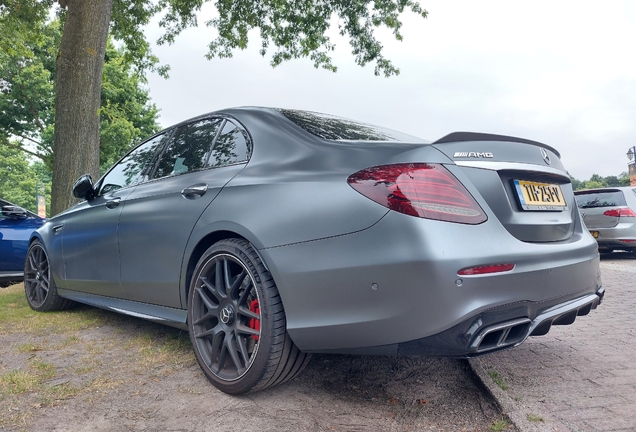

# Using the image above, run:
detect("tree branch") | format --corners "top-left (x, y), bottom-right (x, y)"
top-left (0, 135), bottom-right (47, 161)
top-left (16, 81), bottom-right (48, 133)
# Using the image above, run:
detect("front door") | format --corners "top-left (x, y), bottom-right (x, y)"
top-left (62, 133), bottom-right (168, 297)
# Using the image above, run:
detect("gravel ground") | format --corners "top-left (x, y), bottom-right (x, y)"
top-left (471, 251), bottom-right (636, 432)
top-left (0, 283), bottom-right (512, 432)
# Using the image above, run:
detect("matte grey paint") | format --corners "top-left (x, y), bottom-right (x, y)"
top-left (32, 107), bottom-right (603, 356)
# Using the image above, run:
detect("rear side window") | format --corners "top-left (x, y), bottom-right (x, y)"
top-left (575, 191), bottom-right (627, 208)
top-left (98, 133), bottom-right (167, 195)
top-left (209, 120), bottom-right (251, 167)
top-left (277, 109), bottom-right (426, 143)
top-left (152, 118), bottom-right (223, 179)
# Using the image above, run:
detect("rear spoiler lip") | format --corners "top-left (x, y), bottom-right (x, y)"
top-left (433, 132), bottom-right (561, 159)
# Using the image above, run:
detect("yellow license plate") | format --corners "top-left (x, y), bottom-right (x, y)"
top-left (590, 230), bottom-right (599, 238)
top-left (513, 180), bottom-right (567, 211)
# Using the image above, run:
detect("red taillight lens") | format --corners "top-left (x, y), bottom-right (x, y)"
top-left (347, 163), bottom-right (487, 224)
top-left (603, 208), bottom-right (636, 218)
top-left (458, 263), bottom-right (515, 276)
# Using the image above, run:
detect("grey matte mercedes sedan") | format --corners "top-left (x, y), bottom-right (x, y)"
top-left (25, 107), bottom-right (604, 394)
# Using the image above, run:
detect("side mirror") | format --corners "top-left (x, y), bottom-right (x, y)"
top-left (72, 174), bottom-right (95, 200)
top-left (1, 205), bottom-right (27, 218)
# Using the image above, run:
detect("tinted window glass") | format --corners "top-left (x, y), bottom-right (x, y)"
top-left (575, 191), bottom-right (627, 208)
top-left (153, 118), bottom-right (223, 179)
top-left (98, 133), bottom-right (166, 195)
top-left (209, 121), bottom-right (250, 167)
top-left (277, 109), bottom-right (426, 143)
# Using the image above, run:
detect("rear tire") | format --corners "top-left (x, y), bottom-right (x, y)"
top-left (24, 240), bottom-right (75, 311)
top-left (188, 238), bottom-right (310, 394)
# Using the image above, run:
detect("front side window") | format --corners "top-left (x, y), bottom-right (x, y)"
top-left (209, 120), bottom-right (251, 167)
top-left (152, 118), bottom-right (223, 179)
top-left (98, 133), bottom-right (167, 196)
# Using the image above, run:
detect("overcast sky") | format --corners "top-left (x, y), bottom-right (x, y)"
top-left (144, 0), bottom-right (636, 181)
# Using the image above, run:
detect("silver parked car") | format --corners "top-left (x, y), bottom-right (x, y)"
top-left (26, 107), bottom-right (604, 394)
top-left (575, 186), bottom-right (636, 257)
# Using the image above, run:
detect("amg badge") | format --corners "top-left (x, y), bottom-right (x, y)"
top-left (453, 152), bottom-right (494, 158)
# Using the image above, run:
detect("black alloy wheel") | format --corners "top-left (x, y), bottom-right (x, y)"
top-left (24, 240), bottom-right (75, 311)
top-left (188, 239), bottom-right (310, 394)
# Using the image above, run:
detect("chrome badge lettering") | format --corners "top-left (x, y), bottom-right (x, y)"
top-left (453, 152), bottom-right (494, 158)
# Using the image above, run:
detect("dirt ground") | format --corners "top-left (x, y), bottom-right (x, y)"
top-left (0, 283), bottom-right (512, 432)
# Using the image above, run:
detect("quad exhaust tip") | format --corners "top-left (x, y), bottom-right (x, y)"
top-left (469, 289), bottom-right (604, 355)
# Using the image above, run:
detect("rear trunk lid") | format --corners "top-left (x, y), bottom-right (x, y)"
top-left (430, 133), bottom-right (576, 243)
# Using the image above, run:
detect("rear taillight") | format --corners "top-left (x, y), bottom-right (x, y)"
top-left (347, 163), bottom-right (487, 224)
top-left (603, 208), bottom-right (636, 217)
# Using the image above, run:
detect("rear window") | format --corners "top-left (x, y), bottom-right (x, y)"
top-left (574, 190), bottom-right (627, 208)
top-left (277, 109), bottom-right (426, 143)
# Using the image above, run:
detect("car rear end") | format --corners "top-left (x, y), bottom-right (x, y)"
top-left (267, 131), bottom-right (603, 357)
top-left (574, 188), bottom-right (636, 256)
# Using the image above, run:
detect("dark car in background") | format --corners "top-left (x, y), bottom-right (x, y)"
top-left (0, 198), bottom-right (45, 287)
top-left (575, 187), bottom-right (636, 257)
top-left (26, 107), bottom-right (604, 394)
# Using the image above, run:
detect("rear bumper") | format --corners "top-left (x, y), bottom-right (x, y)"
top-left (588, 224), bottom-right (636, 250)
top-left (263, 209), bottom-right (602, 354)
top-left (312, 287), bottom-right (604, 357)
top-left (596, 239), bottom-right (636, 251)
top-left (397, 286), bottom-right (604, 357)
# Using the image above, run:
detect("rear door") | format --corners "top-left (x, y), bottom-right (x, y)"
top-left (118, 118), bottom-right (251, 307)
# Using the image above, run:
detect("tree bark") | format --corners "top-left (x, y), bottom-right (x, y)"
top-left (51, 0), bottom-right (113, 215)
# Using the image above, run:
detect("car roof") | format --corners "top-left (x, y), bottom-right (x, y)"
top-left (574, 187), bottom-right (636, 194)
top-left (0, 197), bottom-right (42, 219)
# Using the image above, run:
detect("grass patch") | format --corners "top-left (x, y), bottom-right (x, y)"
top-left (488, 370), bottom-right (509, 390)
top-left (0, 358), bottom-right (57, 396)
top-left (0, 369), bottom-right (40, 395)
top-left (131, 330), bottom-right (194, 372)
top-left (41, 382), bottom-right (84, 405)
top-left (29, 359), bottom-right (55, 376)
top-left (0, 284), bottom-right (112, 336)
top-left (0, 284), bottom-right (32, 323)
top-left (62, 335), bottom-right (81, 346)
top-left (0, 284), bottom-right (199, 430)
top-left (87, 376), bottom-right (124, 393)
top-left (489, 417), bottom-right (511, 431)
top-left (527, 413), bottom-right (544, 422)
top-left (17, 343), bottom-right (45, 353)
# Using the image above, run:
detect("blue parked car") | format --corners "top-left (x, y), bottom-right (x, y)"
top-left (0, 198), bottom-right (45, 287)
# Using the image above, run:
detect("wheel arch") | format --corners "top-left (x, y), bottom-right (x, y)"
top-left (180, 225), bottom-right (270, 308)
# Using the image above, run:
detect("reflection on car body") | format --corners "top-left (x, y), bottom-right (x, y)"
top-left (26, 107), bottom-right (604, 394)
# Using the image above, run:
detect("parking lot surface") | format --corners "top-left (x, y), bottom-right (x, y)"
top-left (471, 253), bottom-right (636, 431)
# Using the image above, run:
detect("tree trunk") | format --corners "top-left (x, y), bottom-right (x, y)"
top-left (51, 0), bottom-right (113, 215)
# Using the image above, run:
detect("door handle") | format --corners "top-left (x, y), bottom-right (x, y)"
top-left (106, 198), bottom-right (121, 209)
top-left (181, 183), bottom-right (208, 198)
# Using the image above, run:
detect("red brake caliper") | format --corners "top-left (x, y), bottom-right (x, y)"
top-left (249, 300), bottom-right (260, 340)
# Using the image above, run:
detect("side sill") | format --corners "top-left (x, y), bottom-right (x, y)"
top-left (57, 288), bottom-right (188, 330)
